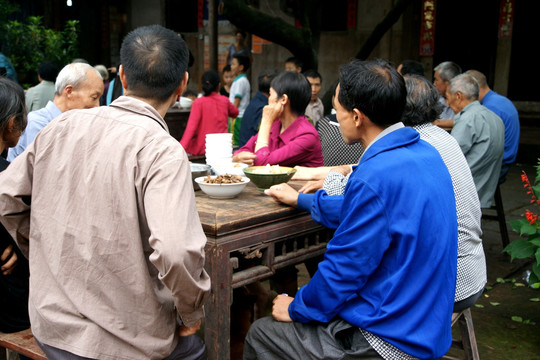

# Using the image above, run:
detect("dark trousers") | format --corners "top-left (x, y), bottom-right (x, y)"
top-left (453, 288), bottom-right (484, 313)
top-left (35, 334), bottom-right (206, 360)
top-left (243, 317), bottom-right (383, 360)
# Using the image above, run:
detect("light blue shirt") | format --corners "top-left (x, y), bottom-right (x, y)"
top-left (8, 101), bottom-right (62, 161)
top-left (451, 101), bottom-right (504, 207)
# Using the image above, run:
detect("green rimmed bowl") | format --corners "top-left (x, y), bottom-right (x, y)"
top-left (242, 166), bottom-right (297, 190)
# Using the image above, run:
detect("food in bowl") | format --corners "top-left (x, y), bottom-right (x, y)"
top-left (249, 164), bottom-right (290, 174)
top-left (194, 175), bottom-right (250, 199)
top-left (202, 174), bottom-right (243, 184)
top-left (243, 165), bottom-right (296, 190)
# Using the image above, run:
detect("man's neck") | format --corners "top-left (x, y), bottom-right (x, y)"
top-left (53, 95), bottom-right (68, 113)
top-left (125, 93), bottom-right (176, 118)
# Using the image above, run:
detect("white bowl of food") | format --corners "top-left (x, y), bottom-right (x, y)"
top-left (211, 161), bottom-right (249, 176)
top-left (194, 175), bottom-right (250, 199)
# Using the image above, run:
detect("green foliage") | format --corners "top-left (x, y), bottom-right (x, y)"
top-left (2, 16), bottom-right (79, 87)
top-left (504, 159), bottom-right (540, 287)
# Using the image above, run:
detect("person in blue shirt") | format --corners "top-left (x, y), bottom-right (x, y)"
top-left (244, 59), bottom-right (458, 360)
top-left (8, 63), bottom-right (104, 161)
top-left (0, 52), bottom-right (18, 83)
top-left (466, 70), bottom-right (520, 182)
top-left (238, 69), bottom-right (276, 147)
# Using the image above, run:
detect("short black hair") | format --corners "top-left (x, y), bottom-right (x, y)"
top-left (222, 64), bottom-right (231, 73)
top-left (38, 62), bottom-right (59, 82)
top-left (120, 25), bottom-right (189, 102)
top-left (0, 77), bottom-right (27, 133)
top-left (285, 57), bottom-right (303, 69)
top-left (338, 59), bottom-right (406, 127)
top-left (400, 60), bottom-right (424, 77)
top-left (233, 54), bottom-right (250, 72)
top-left (271, 71), bottom-right (311, 115)
top-left (257, 69), bottom-right (277, 94)
top-left (182, 89), bottom-right (197, 97)
top-left (303, 69), bottom-right (322, 83)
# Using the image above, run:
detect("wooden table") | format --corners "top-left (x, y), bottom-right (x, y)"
top-left (196, 181), bottom-right (332, 360)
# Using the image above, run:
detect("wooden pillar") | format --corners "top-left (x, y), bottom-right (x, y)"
top-left (493, 0), bottom-right (514, 96)
top-left (208, 0), bottom-right (218, 71)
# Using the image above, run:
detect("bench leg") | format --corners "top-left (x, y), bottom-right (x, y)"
top-left (458, 308), bottom-right (480, 360)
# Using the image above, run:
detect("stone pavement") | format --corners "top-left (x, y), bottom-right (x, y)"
top-left (449, 161), bottom-right (540, 360)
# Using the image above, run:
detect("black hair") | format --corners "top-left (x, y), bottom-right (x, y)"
top-left (222, 64), bottom-right (231, 73)
top-left (182, 89), bottom-right (197, 97)
top-left (236, 30), bottom-right (247, 39)
top-left (400, 60), bottom-right (425, 77)
top-left (0, 77), bottom-right (27, 133)
top-left (258, 69), bottom-right (277, 94)
top-left (285, 57), bottom-right (303, 70)
top-left (38, 62), bottom-right (60, 82)
top-left (271, 71), bottom-right (311, 116)
top-left (201, 70), bottom-right (221, 96)
top-left (120, 25), bottom-right (189, 102)
top-left (402, 74), bottom-right (444, 126)
top-left (233, 54), bottom-right (250, 72)
top-left (303, 69), bottom-right (322, 83)
top-left (338, 59), bottom-right (406, 127)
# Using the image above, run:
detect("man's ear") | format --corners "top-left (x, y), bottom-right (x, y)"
top-left (64, 85), bottom-right (74, 98)
top-left (118, 65), bottom-right (127, 90)
top-left (172, 71), bottom-right (189, 99)
top-left (352, 108), bottom-right (364, 128)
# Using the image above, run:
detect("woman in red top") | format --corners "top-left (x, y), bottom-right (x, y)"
top-left (180, 70), bottom-right (239, 156)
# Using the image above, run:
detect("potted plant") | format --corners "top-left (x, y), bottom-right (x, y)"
top-left (504, 159), bottom-right (540, 288)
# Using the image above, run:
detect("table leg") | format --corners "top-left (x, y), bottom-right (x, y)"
top-left (204, 245), bottom-right (232, 360)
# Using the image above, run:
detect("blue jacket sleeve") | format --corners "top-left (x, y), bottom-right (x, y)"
top-left (288, 179), bottom-right (390, 323)
top-left (297, 191), bottom-right (344, 229)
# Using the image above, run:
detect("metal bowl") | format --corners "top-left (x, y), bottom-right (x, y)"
top-left (190, 163), bottom-right (212, 190)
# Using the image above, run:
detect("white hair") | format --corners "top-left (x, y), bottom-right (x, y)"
top-left (448, 74), bottom-right (479, 100)
top-left (55, 63), bottom-right (102, 95)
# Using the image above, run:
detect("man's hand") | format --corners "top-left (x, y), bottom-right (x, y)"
top-left (292, 166), bottom-right (329, 181)
top-left (329, 165), bottom-right (353, 177)
top-left (264, 183), bottom-right (299, 207)
top-left (272, 294), bottom-right (293, 322)
top-left (232, 151), bottom-right (257, 166)
top-left (298, 180), bottom-right (324, 193)
top-left (179, 319), bottom-right (202, 337)
top-left (1, 245), bottom-right (18, 275)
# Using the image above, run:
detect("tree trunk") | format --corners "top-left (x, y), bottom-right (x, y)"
top-left (220, 0), bottom-right (318, 70)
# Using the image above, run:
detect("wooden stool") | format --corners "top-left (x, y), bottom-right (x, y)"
top-left (442, 308), bottom-right (480, 360)
top-left (0, 328), bottom-right (47, 360)
top-left (482, 183), bottom-right (510, 248)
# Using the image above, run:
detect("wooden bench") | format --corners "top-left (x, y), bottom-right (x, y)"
top-left (442, 308), bottom-right (480, 360)
top-left (0, 328), bottom-right (46, 360)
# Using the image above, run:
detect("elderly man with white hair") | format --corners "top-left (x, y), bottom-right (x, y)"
top-left (8, 62), bottom-right (103, 161)
top-left (447, 73), bottom-right (505, 208)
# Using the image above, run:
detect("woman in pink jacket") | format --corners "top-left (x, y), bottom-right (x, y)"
top-left (233, 71), bottom-right (323, 167)
top-left (180, 70), bottom-right (238, 156)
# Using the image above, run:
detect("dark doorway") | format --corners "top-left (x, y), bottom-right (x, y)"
top-left (433, 1), bottom-right (499, 80)
top-left (507, 1), bottom-right (540, 101)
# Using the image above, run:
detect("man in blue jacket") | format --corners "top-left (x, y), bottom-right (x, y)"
top-left (243, 59), bottom-right (458, 360)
